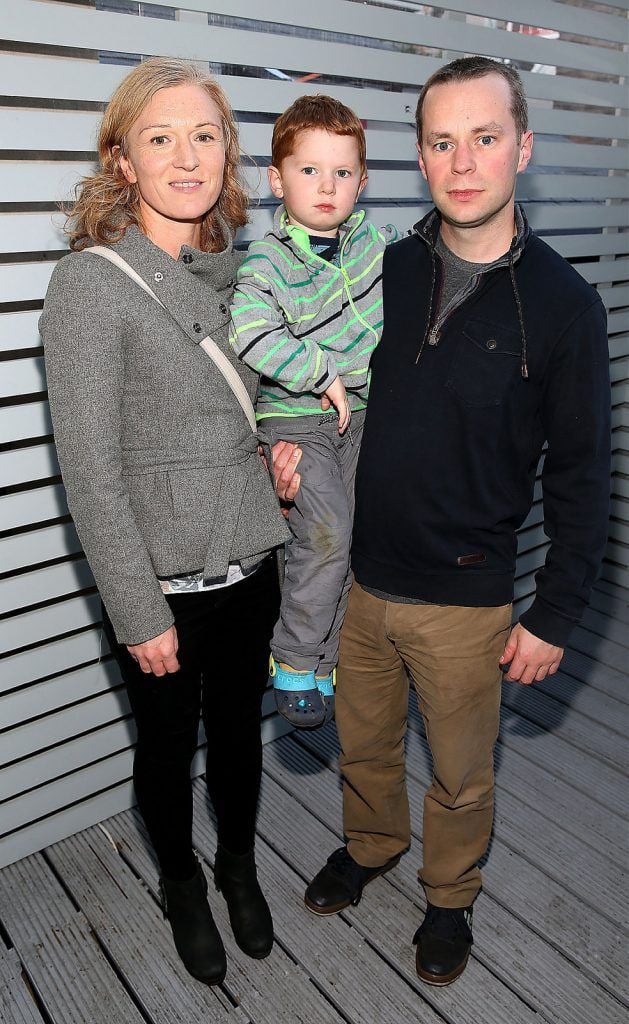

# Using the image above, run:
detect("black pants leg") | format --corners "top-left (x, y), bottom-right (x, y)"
top-left (102, 558), bottom-right (280, 880)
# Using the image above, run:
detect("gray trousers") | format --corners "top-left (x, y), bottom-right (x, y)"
top-left (260, 409), bottom-right (365, 675)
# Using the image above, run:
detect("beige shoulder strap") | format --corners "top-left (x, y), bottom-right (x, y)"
top-left (85, 246), bottom-right (257, 433)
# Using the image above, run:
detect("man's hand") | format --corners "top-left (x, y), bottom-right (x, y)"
top-left (499, 623), bottom-right (564, 685)
top-left (271, 440), bottom-right (302, 503)
top-left (324, 376), bottom-right (350, 434)
top-left (127, 625), bottom-right (179, 677)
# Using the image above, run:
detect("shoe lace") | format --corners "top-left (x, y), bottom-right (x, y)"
top-left (414, 906), bottom-right (473, 945)
top-left (327, 847), bottom-right (363, 885)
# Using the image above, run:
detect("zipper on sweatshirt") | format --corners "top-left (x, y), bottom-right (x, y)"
top-left (427, 271), bottom-right (483, 347)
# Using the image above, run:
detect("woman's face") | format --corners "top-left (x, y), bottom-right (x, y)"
top-left (118, 83), bottom-right (226, 243)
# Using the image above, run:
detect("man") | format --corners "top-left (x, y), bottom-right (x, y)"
top-left (303, 56), bottom-right (611, 986)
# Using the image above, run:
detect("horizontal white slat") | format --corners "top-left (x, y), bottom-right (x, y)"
top-left (4, 160), bottom-right (629, 212)
top-left (608, 516), bottom-right (629, 545)
top-left (0, 357), bottom-right (47, 400)
top-left (598, 286), bottom-right (629, 310)
top-left (608, 313), bottom-right (629, 336)
top-left (3, 217), bottom-right (625, 305)
top-left (4, 109), bottom-right (628, 170)
top-left (0, 677), bottom-right (126, 765)
top-left (0, 654), bottom-right (120, 730)
top-left (0, 711), bottom-right (287, 867)
top-left (0, 522), bottom-right (81, 575)
top-left (0, 441), bottom-right (57, 489)
top-left (0, 263), bottom-right (54, 304)
top-left (0, 558), bottom-right (94, 616)
top-left (0, 401), bottom-right (51, 445)
top-left (0, 718), bottom-right (134, 807)
top-left (0, 213), bottom-right (68, 257)
top-left (547, 233), bottom-right (629, 259)
top-left (428, 0), bottom-right (629, 44)
top-left (0, 483), bottom-right (68, 533)
top-left (0, 57), bottom-right (414, 125)
top-left (578, 259), bottom-right (629, 285)
top-left (0, 311), bottom-right (43, 352)
top-left (4, 53), bottom-right (628, 144)
top-left (610, 357), bottom-right (629, 386)
top-left (0, 593), bottom-right (100, 656)
top-left (0, 162), bottom-right (93, 204)
top-left (1, 747), bottom-right (133, 836)
top-left (517, 523), bottom-right (549, 555)
top-left (131, 0), bottom-right (629, 51)
top-left (516, 176), bottom-right (629, 201)
top-left (0, 627), bottom-right (107, 692)
top-left (4, 2), bottom-right (626, 97)
top-left (523, 204), bottom-right (628, 231)
top-left (3, 30), bottom-right (627, 112)
top-left (0, 688), bottom-right (276, 804)
top-left (0, 779), bottom-right (134, 869)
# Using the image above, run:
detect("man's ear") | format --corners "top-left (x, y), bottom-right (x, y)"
top-left (114, 145), bottom-right (137, 185)
top-left (517, 130), bottom-right (534, 174)
top-left (416, 140), bottom-right (428, 182)
top-left (267, 165), bottom-right (284, 199)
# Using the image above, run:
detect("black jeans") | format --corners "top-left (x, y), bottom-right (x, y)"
top-left (103, 557), bottom-right (280, 880)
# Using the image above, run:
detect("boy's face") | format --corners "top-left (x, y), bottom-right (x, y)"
top-left (268, 129), bottom-right (367, 237)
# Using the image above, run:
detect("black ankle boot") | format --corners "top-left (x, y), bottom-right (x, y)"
top-left (214, 846), bottom-right (273, 959)
top-left (160, 859), bottom-right (227, 985)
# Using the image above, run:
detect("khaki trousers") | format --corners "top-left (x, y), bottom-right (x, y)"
top-left (337, 582), bottom-right (512, 908)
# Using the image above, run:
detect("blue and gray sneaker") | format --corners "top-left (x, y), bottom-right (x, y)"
top-left (269, 656), bottom-right (326, 728)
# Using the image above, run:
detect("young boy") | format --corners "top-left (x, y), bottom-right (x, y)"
top-left (230, 95), bottom-right (389, 728)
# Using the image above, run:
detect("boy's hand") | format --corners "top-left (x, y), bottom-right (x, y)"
top-left (324, 376), bottom-right (350, 434)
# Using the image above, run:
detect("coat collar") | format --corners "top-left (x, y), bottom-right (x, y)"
top-left (104, 220), bottom-right (239, 345)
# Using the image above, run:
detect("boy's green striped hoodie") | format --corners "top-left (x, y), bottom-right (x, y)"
top-left (229, 205), bottom-right (387, 420)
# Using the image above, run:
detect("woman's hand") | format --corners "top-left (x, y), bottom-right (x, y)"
top-left (127, 625), bottom-right (180, 676)
top-left (272, 440), bottom-right (302, 503)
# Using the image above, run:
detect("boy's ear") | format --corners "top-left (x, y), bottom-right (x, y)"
top-left (267, 165), bottom-right (284, 199)
top-left (357, 173), bottom-right (368, 197)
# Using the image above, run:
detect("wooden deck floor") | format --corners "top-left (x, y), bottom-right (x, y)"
top-left (1, 583), bottom-right (627, 1024)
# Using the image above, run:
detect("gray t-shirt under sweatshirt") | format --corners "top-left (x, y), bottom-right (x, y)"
top-left (362, 232), bottom-right (502, 606)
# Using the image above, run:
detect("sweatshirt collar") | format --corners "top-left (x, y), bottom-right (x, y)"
top-left (273, 204), bottom-right (365, 261)
top-left (413, 204), bottom-right (530, 265)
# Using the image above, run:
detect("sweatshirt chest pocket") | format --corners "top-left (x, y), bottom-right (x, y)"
top-left (445, 320), bottom-right (522, 408)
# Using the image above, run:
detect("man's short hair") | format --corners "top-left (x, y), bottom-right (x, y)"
top-left (415, 56), bottom-right (529, 144)
top-left (272, 94), bottom-right (367, 176)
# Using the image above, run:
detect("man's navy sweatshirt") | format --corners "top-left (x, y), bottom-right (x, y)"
top-left (352, 208), bottom-right (611, 647)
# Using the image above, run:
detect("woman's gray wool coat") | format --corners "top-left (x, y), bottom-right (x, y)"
top-left (41, 224), bottom-right (289, 646)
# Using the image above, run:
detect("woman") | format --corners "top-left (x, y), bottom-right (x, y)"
top-left (40, 58), bottom-right (295, 986)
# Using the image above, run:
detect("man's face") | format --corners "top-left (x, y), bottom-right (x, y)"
top-left (417, 73), bottom-right (532, 233)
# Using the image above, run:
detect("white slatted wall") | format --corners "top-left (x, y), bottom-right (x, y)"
top-left (1, 0), bottom-right (627, 868)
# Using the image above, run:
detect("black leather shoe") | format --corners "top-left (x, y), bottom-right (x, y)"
top-left (160, 860), bottom-right (227, 985)
top-left (413, 904), bottom-right (473, 986)
top-left (304, 846), bottom-right (401, 916)
top-left (214, 846), bottom-right (273, 959)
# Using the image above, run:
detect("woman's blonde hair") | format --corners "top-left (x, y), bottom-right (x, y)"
top-left (66, 58), bottom-right (248, 252)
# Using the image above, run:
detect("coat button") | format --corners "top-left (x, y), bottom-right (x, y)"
top-left (182, 254), bottom-right (193, 264)
top-left (486, 339), bottom-right (497, 350)
top-left (154, 271), bottom-right (163, 282)
top-left (193, 322), bottom-right (202, 333)
top-left (219, 303), bottom-right (227, 315)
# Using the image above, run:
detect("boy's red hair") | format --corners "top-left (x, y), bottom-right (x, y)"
top-left (272, 94), bottom-right (367, 175)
